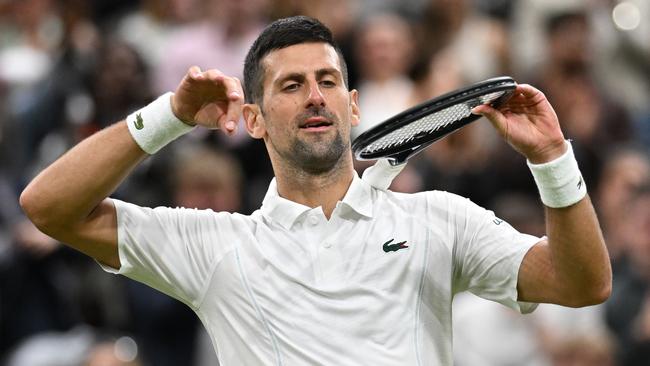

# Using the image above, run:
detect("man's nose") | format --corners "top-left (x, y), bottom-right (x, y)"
top-left (305, 82), bottom-right (326, 108)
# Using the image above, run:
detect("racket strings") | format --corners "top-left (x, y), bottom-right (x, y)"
top-left (361, 90), bottom-right (507, 154)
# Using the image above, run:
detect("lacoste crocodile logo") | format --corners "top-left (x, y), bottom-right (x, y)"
top-left (134, 113), bottom-right (144, 130)
top-left (382, 238), bottom-right (408, 253)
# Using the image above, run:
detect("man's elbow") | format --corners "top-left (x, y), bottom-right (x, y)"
top-left (584, 282), bottom-right (612, 307)
top-left (566, 278), bottom-right (612, 308)
top-left (595, 281), bottom-right (612, 304)
top-left (20, 187), bottom-right (59, 235)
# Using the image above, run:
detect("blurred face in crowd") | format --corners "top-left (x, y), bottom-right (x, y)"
top-left (173, 148), bottom-right (242, 212)
top-left (247, 42), bottom-right (360, 175)
top-left (94, 41), bottom-right (148, 105)
top-left (547, 14), bottom-right (591, 71)
top-left (598, 151), bottom-right (650, 216)
top-left (597, 150), bottom-right (650, 259)
top-left (356, 14), bottom-right (414, 82)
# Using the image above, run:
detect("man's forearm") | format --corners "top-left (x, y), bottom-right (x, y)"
top-left (545, 196), bottom-right (612, 306)
top-left (20, 121), bottom-right (146, 237)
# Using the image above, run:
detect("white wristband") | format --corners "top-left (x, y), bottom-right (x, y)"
top-left (126, 92), bottom-right (195, 154)
top-left (527, 140), bottom-right (587, 208)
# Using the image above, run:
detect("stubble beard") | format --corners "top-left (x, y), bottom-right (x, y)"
top-left (270, 106), bottom-right (349, 176)
top-left (289, 131), bottom-right (346, 175)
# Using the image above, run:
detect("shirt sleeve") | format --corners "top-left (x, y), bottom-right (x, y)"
top-left (98, 199), bottom-right (234, 309)
top-left (441, 193), bottom-right (540, 314)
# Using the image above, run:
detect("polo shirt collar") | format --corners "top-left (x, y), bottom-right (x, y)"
top-left (260, 173), bottom-right (374, 229)
top-left (340, 173), bottom-right (374, 218)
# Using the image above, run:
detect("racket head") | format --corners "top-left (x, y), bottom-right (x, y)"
top-left (352, 76), bottom-right (517, 165)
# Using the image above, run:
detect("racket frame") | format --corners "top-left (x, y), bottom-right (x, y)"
top-left (352, 76), bottom-right (517, 165)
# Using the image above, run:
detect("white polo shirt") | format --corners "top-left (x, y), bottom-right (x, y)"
top-left (104, 174), bottom-right (539, 366)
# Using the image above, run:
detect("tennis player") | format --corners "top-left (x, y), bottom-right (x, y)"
top-left (20, 16), bottom-right (611, 365)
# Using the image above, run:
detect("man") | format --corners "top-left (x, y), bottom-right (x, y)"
top-left (21, 16), bottom-right (611, 365)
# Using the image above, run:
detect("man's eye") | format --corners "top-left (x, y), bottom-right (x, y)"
top-left (320, 80), bottom-right (336, 87)
top-left (284, 83), bottom-right (300, 91)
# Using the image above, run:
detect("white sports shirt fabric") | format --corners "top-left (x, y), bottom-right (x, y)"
top-left (102, 174), bottom-right (539, 365)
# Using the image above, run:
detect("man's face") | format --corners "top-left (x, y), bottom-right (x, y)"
top-left (248, 42), bottom-right (360, 175)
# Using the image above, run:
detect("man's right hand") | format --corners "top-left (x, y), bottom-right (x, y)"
top-left (171, 66), bottom-right (244, 135)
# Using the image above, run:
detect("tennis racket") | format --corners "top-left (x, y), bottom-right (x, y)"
top-left (352, 76), bottom-right (517, 166)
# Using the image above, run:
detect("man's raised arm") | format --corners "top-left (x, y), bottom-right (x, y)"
top-left (473, 84), bottom-right (612, 307)
top-left (19, 66), bottom-right (243, 269)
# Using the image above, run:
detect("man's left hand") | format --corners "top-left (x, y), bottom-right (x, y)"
top-left (472, 84), bottom-right (566, 164)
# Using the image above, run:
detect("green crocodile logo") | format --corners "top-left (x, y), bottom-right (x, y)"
top-left (134, 113), bottom-right (144, 130)
top-left (382, 238), bottom-right (408, 253)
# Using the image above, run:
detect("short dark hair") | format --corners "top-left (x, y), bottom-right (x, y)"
top-left (243, 16), bottom-right (348, 105)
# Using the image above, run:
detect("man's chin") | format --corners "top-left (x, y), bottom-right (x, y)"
top-left (292, 144), bottom-right (348, 175)
top-left (297, 156), bottom-right (343, 175)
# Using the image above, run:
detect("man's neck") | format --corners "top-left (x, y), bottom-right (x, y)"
top-left (273, 160), bottom-right (355, 219)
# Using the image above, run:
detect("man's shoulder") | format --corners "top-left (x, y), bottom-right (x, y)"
top-left (375, 188), bottom-right (479, 217)
top-left (379, 188), bottom-right (466, 204)
top-left (114, 198), bottom-right (259, 226)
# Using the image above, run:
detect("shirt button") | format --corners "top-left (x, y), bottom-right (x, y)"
top-left (308, 216), bottom-right (319, 226)
top-left (323, 242), bottom-right (332, 249)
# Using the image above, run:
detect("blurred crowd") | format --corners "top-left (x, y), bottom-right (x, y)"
top-left (0, 0), bottom-right (648, 365)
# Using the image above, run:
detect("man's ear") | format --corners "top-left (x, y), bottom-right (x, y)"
top-left (243, 103), bottom-right (266, 139)
top-left (349, 89), bottom-right (361, 127)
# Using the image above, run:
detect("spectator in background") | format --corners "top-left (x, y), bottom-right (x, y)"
top-left (512, 0), bottom-right (650, 117)
top-left (595, 146), bottom-right (650, 264)
top-left (409, 46), bottom-right (466, 105)
top-left (529, 9), bottom-right (633, 190)
top-left (117, 0), bottom-right (202, 69)
top-left (2, 0), bottom-right (99, 177)
top-left (91, 39), bottom-right (153, 129)
top-left (153, 0), bottom-right (269, 94)
top-left (352, 12), bottom-right (416, 139)
top-left (171, 144), bottom-right (243, 213)
top-left (0, 0), bottom-right (59, 88)
top-left (414, 0), bottom-right (511, 85)
top-left (606, 183), bottom-right (650, 365)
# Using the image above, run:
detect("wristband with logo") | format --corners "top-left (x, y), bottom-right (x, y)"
top-left (527, 140), bottom-right (587, 208)
top-left (126, 92), bottom-right (195, 154)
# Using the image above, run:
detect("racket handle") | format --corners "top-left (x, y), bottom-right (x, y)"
top-left (362, 159), bottom-right (406, 191)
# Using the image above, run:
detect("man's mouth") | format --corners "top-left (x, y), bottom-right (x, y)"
top-left (300, 116), bottom-right (333, 130)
